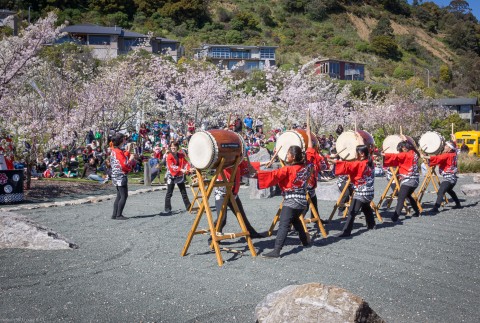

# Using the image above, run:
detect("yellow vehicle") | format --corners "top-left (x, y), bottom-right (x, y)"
top-left (455, 131), bottom-right (480, 156)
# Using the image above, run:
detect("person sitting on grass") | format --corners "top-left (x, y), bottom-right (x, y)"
top-left (81, 156), bottom-right (107, 183)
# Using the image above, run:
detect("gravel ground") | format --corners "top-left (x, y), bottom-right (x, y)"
top-left (1, 175), bottom-right (479, 322)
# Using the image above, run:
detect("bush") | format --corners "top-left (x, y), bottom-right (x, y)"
top-left (370, 35), bottom-right (402, 60)
top-left (225, 30), bottom-right (244, 44)
top-left (355, 41), bottom-right (370, 52)
top-left (457, 154), bottom-right (480, 173)
top-left (331, 36), bottom-right (348, 46)
top-left (393, 65), bottom-right (414, 79)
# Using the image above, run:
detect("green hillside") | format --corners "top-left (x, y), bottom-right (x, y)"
top-left (4, 0), bottom-right (480, 98)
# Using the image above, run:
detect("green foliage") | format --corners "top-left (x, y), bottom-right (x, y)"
top-left (230, 11), bottom-right (259, 32)
top-left (430, 113), bottom-right (472, 139)
top-left (281, 0), bottom-right (308, 13)
top-left (331, 36), bottom-right (348, 46)
top-left (370, 35), bottom-right (402, 60)
top-left (105, 11), bottom-right (131, 28)
top-left (257, 5), bottom-right (276, 27)
top-left (370, 16), bottom-right (394, 39)
top-left (225, 30), bottom-right (244, 44)
top-left (457, 154), bottom-right (480, 173)
top-left (439, 64), bottom-right (452, 83)
top-left (341, 80), bottom-right (390, 99)
top-left (445, 21), bottom-right (479, 55)
top-left (355, 41), bottom-right (370, 53)
top-left (380, 0), bottom-right (411, 16)
top-left (158, 0), bottom-right (210, 27)
top-left (393, 65), bottom-right (414, 79)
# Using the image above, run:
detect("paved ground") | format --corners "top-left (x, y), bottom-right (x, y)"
top-left (1, 175), bottom-right (479, 322)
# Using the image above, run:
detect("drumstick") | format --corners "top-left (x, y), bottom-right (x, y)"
top-left (451, 123), bottom-right (454, 135)
top-left (266, 145), bottom-right (282, 168)
top-left (382, 146), bottom-right (390, 153)
top-left (400, 126), bottom-right (403, 136)
top-left (336, 147), bottom-right (347, 155)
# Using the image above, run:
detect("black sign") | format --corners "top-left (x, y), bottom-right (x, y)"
top-left (221, 143), bottom-right (240, 149)
top-left (0, 170), bottom-right (24, 204)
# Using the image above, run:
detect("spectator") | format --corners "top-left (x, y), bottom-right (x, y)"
top-left (254, 117), bottom-right (264, 133)
top-left (243, 114), bottom-right (253, 131)
top-left (86, 130), bottom-right (95, 145)
top-left (460, 143), bottom-right (469, 154)
top-left (187, 119), bottom-right (195, 134)
top-left (81, 157), bottom-right (106, 183)
top-left (336, 124), bottom-right (344, 136)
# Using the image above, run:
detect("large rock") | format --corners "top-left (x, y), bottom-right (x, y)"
top-left (249, 147), bottom-right (272, 162)
top-left (0, 211), bottom-right (77, 250)
top-left (461, 184), bottom-right (480, 197)
top-left (250, 162), bottom-right (281, 199)
top-left (255, 283), bottom-right (385, 323)
top-left (315, 182), bottom-right (340, 201)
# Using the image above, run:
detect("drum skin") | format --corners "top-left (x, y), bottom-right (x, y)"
top-left (188, 130), bottom-right (245, 170)
top-left (382, 134), bottom-right (415, 154)
top-left (419, 131), bottom-right (445, 155)
top-left (275, 129), bottom-right (318, 161)
top-left (336, 130), bottom-right (375, 161)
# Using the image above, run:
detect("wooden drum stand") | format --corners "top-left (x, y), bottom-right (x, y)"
top-left (376, 167), bottom-right (423, 215)
top-left (181, 156), bottom-right (257, 267)
top-left (417, 164), bottom-right (448, 207)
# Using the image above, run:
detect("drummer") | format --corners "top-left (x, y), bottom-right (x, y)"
top-left (249, 145), bottom-right (312, 258)
top-left (211, 158), bottom-right (263, 242)
top-left (382, 136), bottom-right (421, 221)
top-left (422, 135), bottom-right (461, 213)
top-left (329, 145), bottom-right (377, 237)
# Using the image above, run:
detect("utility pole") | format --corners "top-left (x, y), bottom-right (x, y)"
top-left (425, 68), bottom-right (430, 88)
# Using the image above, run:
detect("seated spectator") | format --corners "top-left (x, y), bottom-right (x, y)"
top-left (81, 157), bottom-right (106, 183)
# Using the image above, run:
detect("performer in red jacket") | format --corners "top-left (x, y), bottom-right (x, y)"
top-left (330, 145), bottom-right (376, 237)
top-left (164, 141), bottom-right (191, 214)
top-left (110, 133), bottom-right (136, 220)
top-left (211, 159), bottom-right (262, 241)
top-left (382, 138), bottom-right (421, 221)
top-left (423, 137), bottom-right (461, 213)
top-left (251, 145), bottom-right (311, 258)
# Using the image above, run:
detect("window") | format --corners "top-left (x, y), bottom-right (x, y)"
top-left (330, 62), bottom-right (340, 78)
top-left (89, 35), bottom-right (110, 45)
top-left (467, 139), bottom-right (476, 145)
top-left (124, 38), bottom-right (140, 51)
top-left (211, 47), bottom-right (230, 59)
top-left (231, 51), bottom-right (250, 59)
top-left (260, 48), bottom-right (275, 59)
top-left (160, 43), bottom-right (176, 52)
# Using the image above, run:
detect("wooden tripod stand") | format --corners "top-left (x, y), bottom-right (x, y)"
top-left (327, 177), bottom-right (383, 223)
top-left (417, 165), bottom-right (448, 206)
top-left (376, 167), bottom-right (423, 214)
top-left (181, 156), bottom-right (257, 266)
top-left (266, 192), bottom-right (328, 238)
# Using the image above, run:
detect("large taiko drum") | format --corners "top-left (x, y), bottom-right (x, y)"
top-left (382, 134), bottom-right (415, 154)
top-left (275, 129), bottom-right (318, 161)
top-left (419, 131), bottom-right (445, 155)
top-left (336, 130), bottom-right (375, 160)
top-left (188, 130), bottom-right (246, 170)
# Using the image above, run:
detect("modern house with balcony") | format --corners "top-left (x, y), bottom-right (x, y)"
top-left (433, 97), bottom-right (480, 125)
top-left (314, 58), bottom-right (365, 81)
top-left (59, 24), bottom-right (181, 61)
top-left (194, 44), bottom-right (277, 71)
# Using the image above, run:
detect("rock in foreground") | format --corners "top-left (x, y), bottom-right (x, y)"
top-left (255, 283), bottom-right (385, 323)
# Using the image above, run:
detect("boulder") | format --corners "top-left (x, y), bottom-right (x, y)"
top-left (0, 211), bottom-right (77, 250)
top-left (250, 162), bottom-right (281, 199)
top-left (249, 147), bottom-right (272, 163)
top-left (255, 283), bottom-right (385, 323)
top-left (315, 182), bottom-right (341, 201)
top-left (461, 184), bottom-right (480, 197)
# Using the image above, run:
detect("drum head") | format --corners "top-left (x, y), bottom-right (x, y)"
top-left (188, 132), bottom-right (216, 170)
top-left (275, 131), bottom-right (304, 161)
top-left (383, 135), bottom-right (402, 154)
top-left (419, 131), bottom-right (444, 155)
top-left (336, 131), bottom-right (361, 161)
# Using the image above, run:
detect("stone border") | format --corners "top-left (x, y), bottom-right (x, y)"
top-left (1, 186), bottom-right (168, 212)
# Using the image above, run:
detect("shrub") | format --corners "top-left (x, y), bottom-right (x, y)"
top-left (225, 30), bottom-right (244, 44)
top-left (393, 65), bottom-right (414, 79)
top-left (457, 154), bottom-right (480, 173)
top-left (331, 36), bottom-right (348, 46)
top-left (355, 41), bottom-right (370, 52)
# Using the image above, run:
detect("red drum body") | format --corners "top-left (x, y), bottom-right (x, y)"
top-left (188, 130), bottom-right (246, 170)
top-left (382, 134), bottom-right (415, 154)
top-left (275, 129), bottom-right (318, 161)
top-left (419, 131), bottom-right (445, 155)
top-left (336, 130), bottom-right (375, 160)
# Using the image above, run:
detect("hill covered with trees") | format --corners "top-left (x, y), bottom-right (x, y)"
top-left (2, 0), bottom-right (479, 98)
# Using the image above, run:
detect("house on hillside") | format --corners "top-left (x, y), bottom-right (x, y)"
top-left (59, 24), bottom-right (181, 61)
top-left (194, 44), bottom-right (277, 71)
top-left (314, 58), bottom-right (365, 81)
top-left (433, 97), bottom-right (480, 125)
top-left (0, 9), bottom-right (18, 35)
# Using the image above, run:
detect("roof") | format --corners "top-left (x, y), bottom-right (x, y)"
top-left (315, 58), bottom-right (365, 65)
top-left (0, 9), bottom-right (16, 15)
top-left (200, 44), bottom-right (278, 50)
top-left (155, 37), bottom-right (179, 43)
top-left (62, 24), bottom-right (148, 38)
top-left (434, 98), bottom-right (478, 106)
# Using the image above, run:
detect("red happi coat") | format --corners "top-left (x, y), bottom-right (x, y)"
top-left (257, 163), bottom-right (310, 194)
top-left (428, 152), bottom-right (458, 181)
top-left (335, 159), bottom-right (375, 201)
top-left (383, 150), bottom-right (419, 183)
top-left (166, 152), bottom-right (191, 177)
top-left (110, 148), bottom-right (134, 186)
top-left (217, 160), bottom-right (260, 195)
top-left (306, 147), bottom-right (329, 190)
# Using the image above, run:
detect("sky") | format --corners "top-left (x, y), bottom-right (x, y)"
top-left (408, 0), bottom-right (480, 20)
